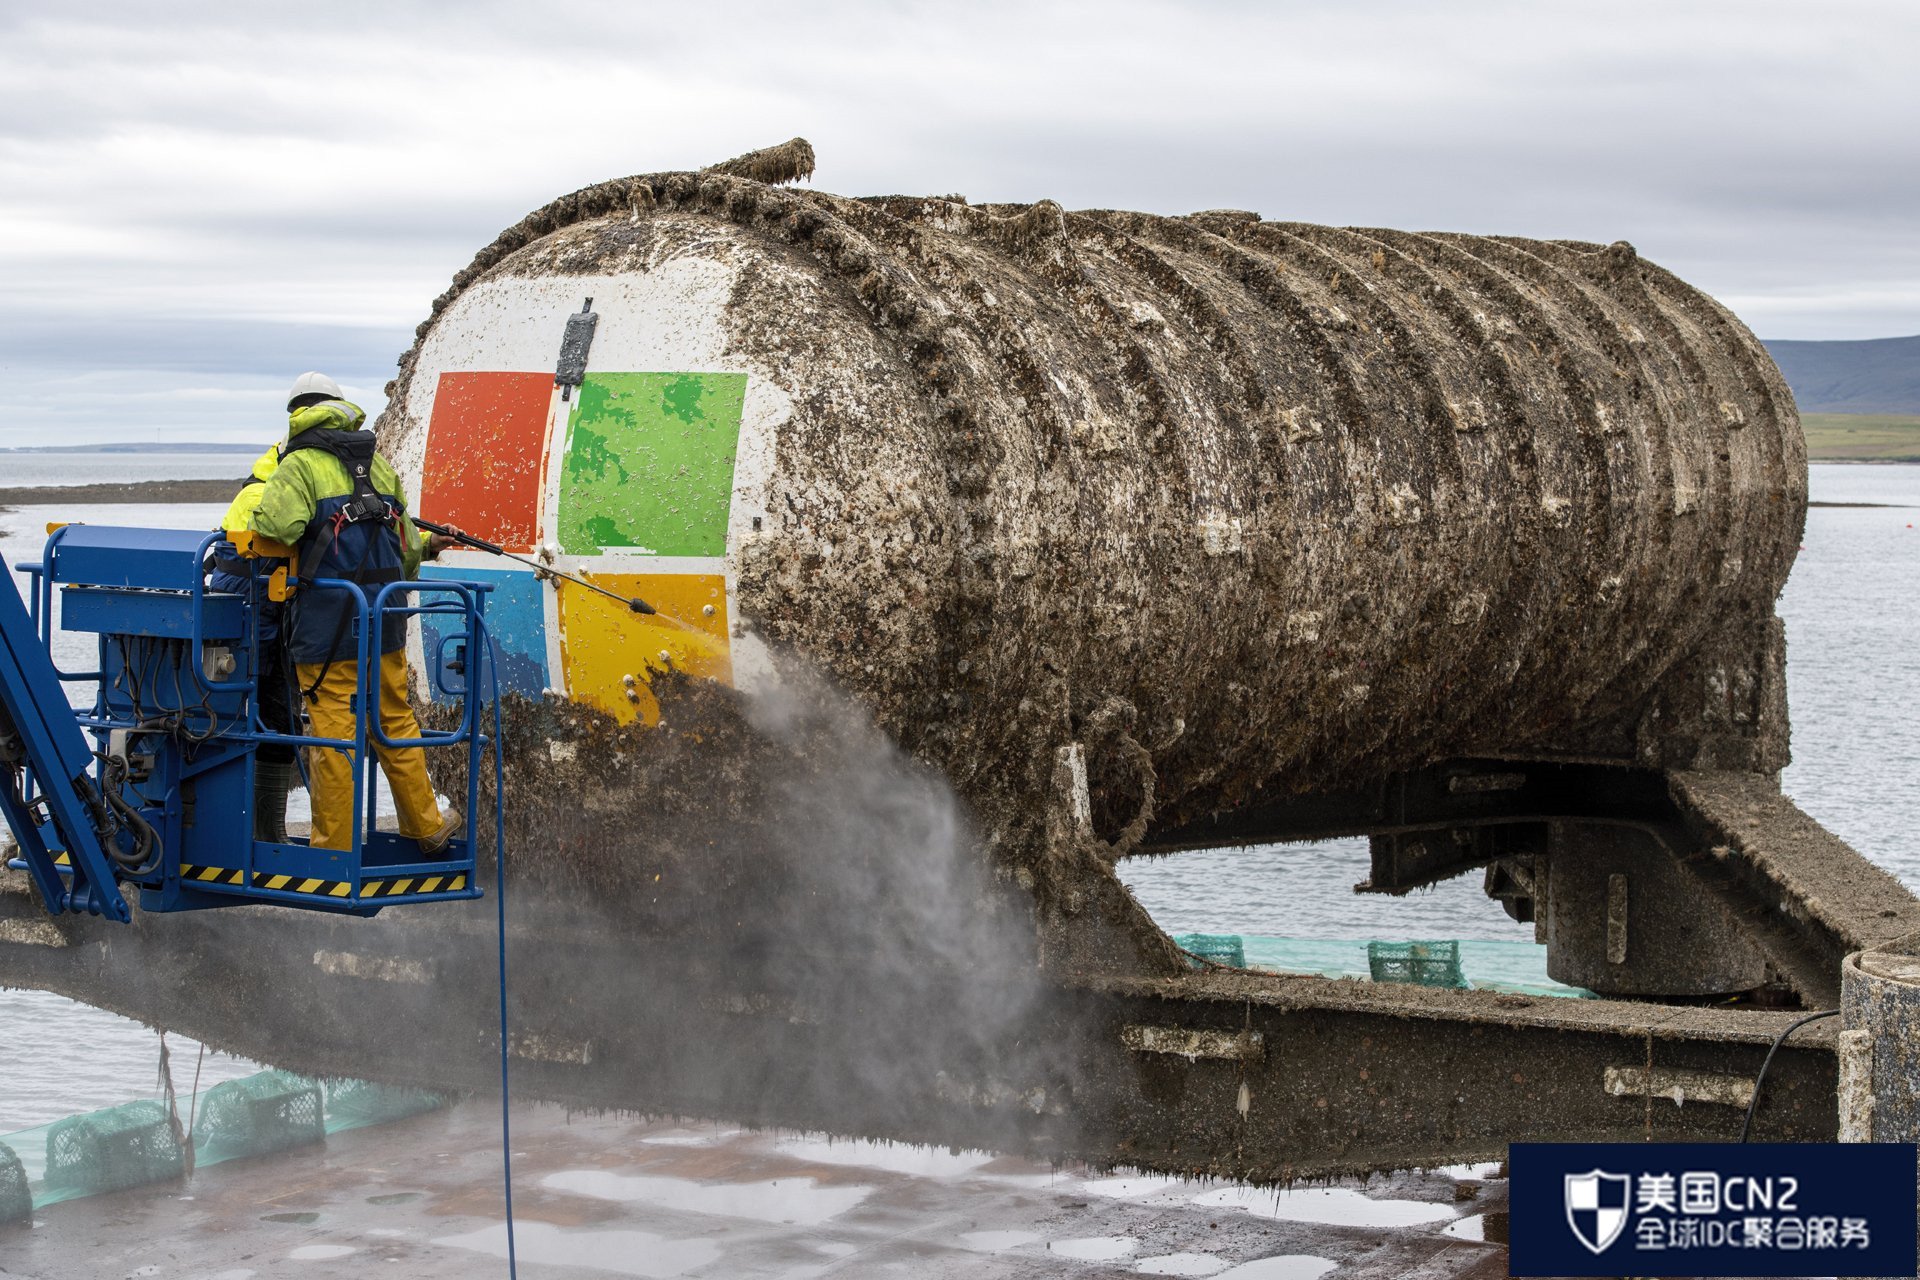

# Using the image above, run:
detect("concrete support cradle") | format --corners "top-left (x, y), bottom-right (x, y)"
top-left (1840, 949), bottom-right (1920, 1143)
top-left (1838, 948), bottom-right (1920, 1280)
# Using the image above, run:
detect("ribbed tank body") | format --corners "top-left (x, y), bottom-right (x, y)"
top-left (380, 171), bottom-right (1805, 838)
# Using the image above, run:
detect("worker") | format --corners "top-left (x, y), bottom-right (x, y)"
top-left (249, 372), bottom-right (461, 856)
top-left (206, 444), bottom-right (300, 842)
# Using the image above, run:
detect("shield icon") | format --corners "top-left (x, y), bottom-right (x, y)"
top-left (1564, 1170), bottom-right (1631, 1254)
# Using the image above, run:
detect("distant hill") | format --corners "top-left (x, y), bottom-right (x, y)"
top-left (1763, 334), bottom-right (1920, 415)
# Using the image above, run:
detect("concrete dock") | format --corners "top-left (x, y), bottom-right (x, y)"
top-left (0, 1103), bottom-right (1515, 1279)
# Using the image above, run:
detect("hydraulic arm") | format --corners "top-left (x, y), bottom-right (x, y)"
top-left (0, 541), bottom-right (134, 921)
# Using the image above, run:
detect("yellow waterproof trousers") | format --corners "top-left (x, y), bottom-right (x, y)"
top-left (296, 650), bottom-right (441, 852)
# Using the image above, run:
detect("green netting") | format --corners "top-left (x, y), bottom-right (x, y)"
top-left (1368, 939), bottom-right (1468, 988)
top-left (323, 1078), bottom-right (452, 1133)
top-left (0, 1141), bottom-right (29, 1225)
top-left (43, 1100), bottom-right (184, 1197)
top-left (5, 1071), bottom-right (459, 1213)
top-left (191, 1071), bottom-right (323, 1163)
top-left (1235, 934), bottom-right (1588, 996)
top-left (1174, 932), bottom-right (1247, 968)
top-left (1166, 931), bottom-right (1591, 995)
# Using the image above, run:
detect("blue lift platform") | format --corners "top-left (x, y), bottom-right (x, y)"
top-left (0, 523), bottom-right (494, 921)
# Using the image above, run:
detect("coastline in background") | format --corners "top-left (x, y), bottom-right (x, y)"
top-left (1801, 412), bottom-right (1920, 462)
top-left (0, 479), bottom-right (242, 508)
top-left (3, 420), bottom-right (1918, 507)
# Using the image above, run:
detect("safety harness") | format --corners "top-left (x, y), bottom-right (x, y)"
top-left (284, 427), bottom-right (395, 531)
top-left (282, 427), bottom-right (402, 699)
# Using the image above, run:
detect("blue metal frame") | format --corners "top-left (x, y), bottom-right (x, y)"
top-left (3, 524), bottom-right (497, 920)
top-left (0, 554), bottom-right (131, 921)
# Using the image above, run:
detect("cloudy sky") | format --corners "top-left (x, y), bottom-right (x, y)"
top-left (1, 0), bottom-right (1914, 447)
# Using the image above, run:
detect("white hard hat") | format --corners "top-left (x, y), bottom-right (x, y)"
top-left (286, 371), bottom-right (344, 410)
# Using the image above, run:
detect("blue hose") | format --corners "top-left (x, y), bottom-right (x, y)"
top-left (476, 614), bottom-right (518, 1278)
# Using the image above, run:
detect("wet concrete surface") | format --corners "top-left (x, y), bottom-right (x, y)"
top-left (0, 1103), bottom-right (1514, 1279)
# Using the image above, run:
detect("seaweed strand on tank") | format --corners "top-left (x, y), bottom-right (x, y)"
top-left (701, 137), bottom-right (816, 186)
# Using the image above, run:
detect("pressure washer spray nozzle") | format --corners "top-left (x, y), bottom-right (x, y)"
top-left (415, 515), bottom-right (659, 617)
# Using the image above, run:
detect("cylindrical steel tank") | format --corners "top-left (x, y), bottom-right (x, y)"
top-left (380, 147), bottom-right (1805, 846)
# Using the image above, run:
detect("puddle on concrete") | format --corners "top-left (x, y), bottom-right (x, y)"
top-left (260, 1211), bottom-right (321, 1225)
top-left (773, 1134), bottom-right (996, 1178)
top-left (1212, 1257), bottom-right (1338, 1280)
top-left (1442, 1214), bottom-right (1485, 1241)
top-left (433, 1222), bottom-right (723, 1278)
top-left (1135, 1251), bottom-right (1228, 1275)
top-left (1193, 1186), bottom-right (1453, 1228)
top-left (1048, 1235), bottom-right (1140, 1261)
top-left (1078, 1174), bottom-right (1181, 1198)
top-left (543, 1168), bottom-right (873, 1226)
top-left (285, 1244), bottom-right (356, 1261)
top-left (367, 1191), bottom-right (424, 1205)
top-left (1433, 1162), bottom-right (1503, 1180)
top-left (640, 1127), bottom-right (743, 1147)
top-left (959, 1229), bottom-right (1042, 1252)
top-left (969, 1169), bottom-right (1065, 1190)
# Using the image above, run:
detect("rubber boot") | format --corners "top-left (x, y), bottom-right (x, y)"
top-left (253, 759), bottom-right (294, 844)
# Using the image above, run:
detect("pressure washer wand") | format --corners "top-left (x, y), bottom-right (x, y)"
top-left (414, 517), bottom-right (656, 615)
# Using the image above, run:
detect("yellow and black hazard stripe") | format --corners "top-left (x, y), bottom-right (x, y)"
top-left (360, 874), bottom-right (468, 899)
top-left (173, 864), bottom-right (470, 900)
top-left (180, 863), bottom-right (249, 888)
top-left (252, 872), bottom-right (352, 899)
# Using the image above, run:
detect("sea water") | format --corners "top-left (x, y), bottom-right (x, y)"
top-left (0, 465), bottom-right (1916, 1130)
top-left (0, 451), bottom-right (258, 489)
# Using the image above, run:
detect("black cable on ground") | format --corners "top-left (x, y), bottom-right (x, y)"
top-left (1739, 1008), bottom-right (1840, 1143)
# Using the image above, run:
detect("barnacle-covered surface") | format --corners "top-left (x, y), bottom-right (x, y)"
top-left (379, 146), bottom-right (1804, 951)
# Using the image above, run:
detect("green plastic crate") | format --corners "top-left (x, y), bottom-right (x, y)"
top-left (0, 1141), bottom-right (29, 1225)
top-left (1368, 939), bottom-right (1467, 989)
top-left (192, 1070), bottom-right (324, 1163)
top-left (44, 1100), bottom-right (184, 1195)
top-left (323, 1078), bottom-right (452, 1132)
top-left (1174, 932), bottom-right (1247, 969)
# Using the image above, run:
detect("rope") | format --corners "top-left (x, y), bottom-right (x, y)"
top-left (185, 1041), bottom-right (206, 1157)
top-left (156, 1032), bottom-right (192, 1175)
top-left (477, 613), bottom-right (518, 1278)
